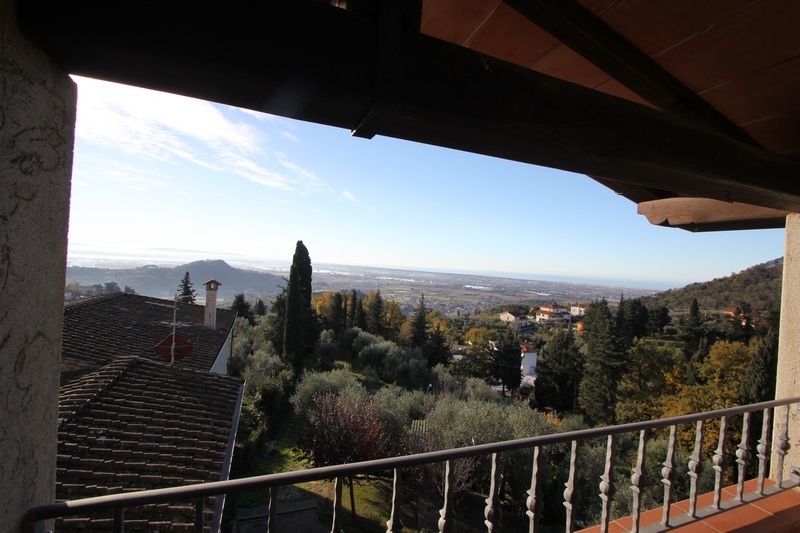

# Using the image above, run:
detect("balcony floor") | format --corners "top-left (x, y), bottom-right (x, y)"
top-left (579, 479), bottom-right (800, 533)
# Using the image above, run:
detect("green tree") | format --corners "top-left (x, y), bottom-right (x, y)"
top-left (265, 290), bottom-right (286, 356)
top-left (739, 328), bottom-right (778, 405)
top-left (616, 296), bottom-right (649, 346)
top-left (493, 336), bottom-right (522, 395)
top-left (104, 281), bottom-right (121, 294)
top-left (231, 293), bottom-right (254, 325)
top-left (647, 305), bottom-right (671, 335)
top-left (578, 300), bottom-right (627, 425)
top-left (353, 296), bottom-right (367, 330)
top-left (534, 330), bottom-right (583, 413)
top-left (290, 240), bottom-right (318, 352)
top-left (347, 289), bottom-right (359, 328)
top-left (460, 327), bottom-right (499, 380)
top-left (410, 294), bottom-right (429, 349)
top-left (254, 298), bottom-right (266, 316)
top-left (284, 264), bottom-right (306, 375)
top-left (177, 271), bottom-right (196, 304)
top-left (383, 300), bottom-right (406, 343)
top-left (365, 290), bottom-right (384, 337)
top-left (615, 340), bottom-right (682, 424)
top-left (292, 240), bottom-right (313, 309)
top-left (426, 325), bottom-right (451, 369)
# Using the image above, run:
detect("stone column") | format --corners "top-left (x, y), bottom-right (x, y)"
top-left (773, 213), bottom-right (800, 483)
top-left (0, 1), bottom-right (75, 530)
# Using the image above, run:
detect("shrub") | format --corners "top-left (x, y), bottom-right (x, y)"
top-left (290, 369), bottom-right (366, 420)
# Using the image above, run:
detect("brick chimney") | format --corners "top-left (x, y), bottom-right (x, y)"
top-left (203, 279), bottom-right (221, 330)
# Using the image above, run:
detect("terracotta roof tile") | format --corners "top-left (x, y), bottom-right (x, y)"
top-left (61, 293), bottom-right (236, 378)
top-left (56, 356), bottom-right (242, 532)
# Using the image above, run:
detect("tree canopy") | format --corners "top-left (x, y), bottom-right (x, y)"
top-left (177, 271), bottom-right (196, 304)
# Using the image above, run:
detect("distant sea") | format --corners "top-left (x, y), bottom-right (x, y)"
top-left (67, 244), bottom-right (678, 293)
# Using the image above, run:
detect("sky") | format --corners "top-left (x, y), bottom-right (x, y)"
top-left (67, 75), bottom-right (786, 290)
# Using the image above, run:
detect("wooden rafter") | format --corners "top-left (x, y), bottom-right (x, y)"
top-left (18, 0), bottom-right (800, 213)
top-left (504, 0), bottom-right (759, 147)
top-left (637, 198), bottom-right (790, 232)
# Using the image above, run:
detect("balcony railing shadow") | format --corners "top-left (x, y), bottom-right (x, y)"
top-left (24, 396), bottom-right (800, 533)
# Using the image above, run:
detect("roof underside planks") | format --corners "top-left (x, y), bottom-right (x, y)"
top-left (17, 0), bottom-right (800, 231)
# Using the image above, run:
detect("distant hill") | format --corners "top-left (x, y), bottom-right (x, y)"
top-left (645, 258), bottom-right (783, 314)
top-left (66, 259), bottom-right (285, 300)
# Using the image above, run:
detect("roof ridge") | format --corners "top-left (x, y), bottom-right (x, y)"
top-left (64, 291), bottom-right (128, 311)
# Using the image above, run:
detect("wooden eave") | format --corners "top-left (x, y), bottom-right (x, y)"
top-left (17, 0), bottom-right (800, 231)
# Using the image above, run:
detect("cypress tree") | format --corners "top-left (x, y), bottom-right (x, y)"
top-left (354, 297), bottom-right (367, 330)
top-left (292, 240), bottom-right (313, 309)
top-left (291, 240), bottom-right (317, 351)
top-left (365, 290), bottom-right (384, 336)
top-left (347, 289), bottom-right (358, 328)
top-left (410, 294), bottom-right (429, 349)
top-left (284, 265), bottom-right (305, 375)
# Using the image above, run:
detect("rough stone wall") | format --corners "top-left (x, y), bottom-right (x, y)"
top-left (773, 213), bottom-right (800, 483)
top-left (0, 0), bottom-right (75, 530)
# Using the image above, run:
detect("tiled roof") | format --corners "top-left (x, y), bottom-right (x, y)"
top-left (61, 293), bottom-right (237, 377)
top-left (56, 355), bottom-right (243, 531)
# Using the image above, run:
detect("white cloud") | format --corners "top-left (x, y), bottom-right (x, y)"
top-left (71, 76), bottom-right (317, 194)
top-left (342, 190), bottom-right (359, 203)
top-left (72, 161), bottom-right (170, 193)
top-left (274, 152), bottom-right (326, 194)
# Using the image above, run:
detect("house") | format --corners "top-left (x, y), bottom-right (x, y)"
top-left (56, 355), bottom-right (243, 531)
top-left (60, 288), bottom-right (236, 382)
top-left (519, 341), bottom-right (538, 389)
top-left (498, 311), bottom-right (516, 324)
top-left (534, 309), bottom-right (568, 324)
top-left (539, 304), bottom-right (568, 314)
top-left (6, 1), bottom-right (800, 530)
top-left (570, 303), bottom-right (590, 317)
top-left (55, 287), bottom-right (242, 531)
top-left (499, 311), bottom-right (529, 329)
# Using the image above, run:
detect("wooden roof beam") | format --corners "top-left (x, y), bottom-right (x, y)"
top-left (504, 0), bottom-right (759, 147)
top-left (637, 198), bottom-right (790, 232)
top-left (18, 0), bottom-right (800, 211)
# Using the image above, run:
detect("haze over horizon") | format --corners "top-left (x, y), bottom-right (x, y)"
top-left (68, 243), bottom-right (777, 293)
top-left (69, 76), bottom-right (786, 289)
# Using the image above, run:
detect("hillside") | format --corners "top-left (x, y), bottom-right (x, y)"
top-left (66, 260), bottom-right (284, 300)
top-left (646, 258), bottom-right (783, 313)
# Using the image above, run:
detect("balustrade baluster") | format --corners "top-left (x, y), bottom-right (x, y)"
top-left (485, 453), bottom-right (503, 532)
top-left (268, 486), bottom-right (277, 533)
top-left (386, 468), bottom-right (402, 533)
top-left (194, 497), bottom-right (204, 533)
top-left (564, 440), bottom-right (579, 533)
top-left (757, 408), bottom-right (772, 495)
top-left (631, 429), bottom-right (647, 533)
top-left (113, 507), bottom-right (124, 533)
top-left (526, 446), bottom-right (543, 533)
top-left (438, 460), bottom-right (456, 533)
top-left (736, 412), bottom-right (752, 501)
top-left (661, 425), bottom-right (677, 526)
top-left (776, 405), bottom-right (790, 488)
top-left (331, 477), bottom-right (343, 533)
top-left (688, 419), bottom-right (704, 517)
top-left (713, 416), bottom-right (728, 510)
top-left (599, 435), bottom-right (614, 533)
